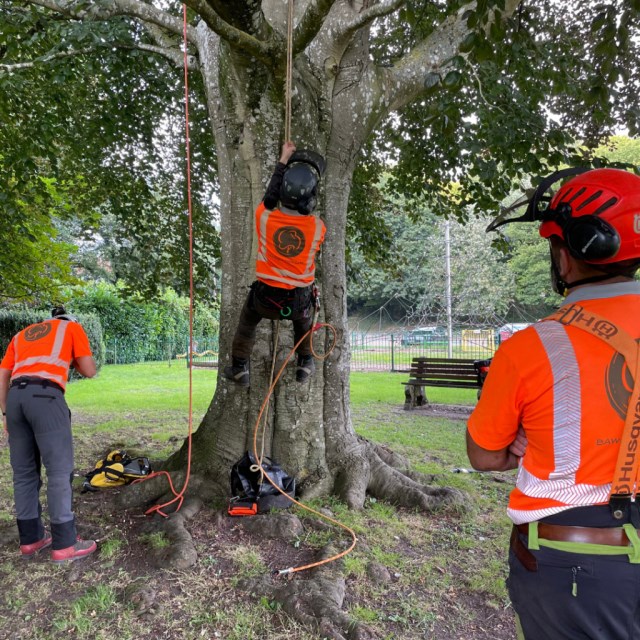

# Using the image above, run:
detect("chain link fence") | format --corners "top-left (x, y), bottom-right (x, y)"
top-left (104, 329), bottom-right (501, 372)
top-left (104, 336), bottom-right (220, 367)
top-left (350, 330), bottom-right (498, 372)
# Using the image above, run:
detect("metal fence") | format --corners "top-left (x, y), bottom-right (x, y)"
top-left (350, 330), bottom-right (497, 372)
top-left (103, 330), bottom-right (498, 371)
top-left (104, 336), bottom-right (219, 366)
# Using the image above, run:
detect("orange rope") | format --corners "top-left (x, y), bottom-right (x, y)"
top-left (139, 4), bottom-right (195, 518)
top-left (251, 318), bottom-right (358, 576)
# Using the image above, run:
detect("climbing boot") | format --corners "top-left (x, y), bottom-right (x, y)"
top-left (296, 354), bottom-right (315, 382)
top-left (51, 538), bottom-right (97, 564)
top-left (224, 357), bottom-right (250, 387)
top-left (20, 532), bottom-right (52, 559)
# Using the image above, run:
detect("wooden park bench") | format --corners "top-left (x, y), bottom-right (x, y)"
top-left (402, 357), bottom-right (489, 410)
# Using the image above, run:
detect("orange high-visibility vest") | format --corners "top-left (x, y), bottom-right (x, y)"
top-left (255, 202), bottom-right (326, 289)
top-left (0, 319), bottom-right (93, 391)
top-left (467, 282), bottom-right (640, 524)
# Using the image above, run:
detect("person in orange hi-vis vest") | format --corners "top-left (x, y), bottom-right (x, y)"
top-left (0, 306), bottom-right (98, 563)
top-left (224, 141), bottom-right (326, 387)
top-left (467, 168), bottom-right (640, 639)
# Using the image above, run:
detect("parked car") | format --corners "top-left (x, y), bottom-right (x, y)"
top-left (400, 326), bottom-right (447, 346)
top-left (497, 323), bottom-right (531, 344)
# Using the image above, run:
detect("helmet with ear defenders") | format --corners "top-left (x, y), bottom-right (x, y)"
top-left (539, 168), bottom-right (640, 264)
top-left (487, 167), bottom-right (640, 265)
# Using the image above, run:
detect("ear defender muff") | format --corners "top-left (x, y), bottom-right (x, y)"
top-left (556, 203), bottom-right (620, 262)
top-left (297, 185), bottom-right (318, 215)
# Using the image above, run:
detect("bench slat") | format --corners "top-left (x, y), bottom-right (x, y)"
top-left (410, 367), bottom-right (477, 375)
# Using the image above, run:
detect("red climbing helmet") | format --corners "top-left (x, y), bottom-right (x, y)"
top-left (487, 168), bottom-right (640, 265)
top-left (539, 168), bottom-right (640, 264)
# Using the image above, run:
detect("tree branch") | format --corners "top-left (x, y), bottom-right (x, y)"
top-left (24, 0), bottom-right (198, 43)
top-left (183, 0), bottom-right (271, 63)
top-left (0, 43), bottom-right (196, 72)
top-left (384, 0), bottom-right (520, 112)
top-left (336, 0), bottom-right (404, 42)
top-left (0, 46), bottom-right (96, 71)
top-left (293, 0), bottom-right (339, 54)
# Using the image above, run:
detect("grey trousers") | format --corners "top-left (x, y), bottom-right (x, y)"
top-left (6, 381), bottom-right (77, 549)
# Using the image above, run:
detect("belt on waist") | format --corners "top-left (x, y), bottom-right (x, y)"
top-left (10, 378), bottom-right (64, 393)
top-left (517, 522), bottom-right (637, 547)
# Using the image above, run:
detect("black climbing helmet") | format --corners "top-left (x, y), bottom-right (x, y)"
top-left (280, 149), bottom-right (326, 215)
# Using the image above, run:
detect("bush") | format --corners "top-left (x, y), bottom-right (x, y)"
top-left (0, 309), bottom-right (105, 377)
top-left (69, 282), bottom-right (219, 364)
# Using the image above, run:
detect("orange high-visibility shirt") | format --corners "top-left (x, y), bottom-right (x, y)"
top-left (0, 319), bottom-right (93, 391)
top-left (255, 202), bottom-right (326, 289)
top-left (468, 282), bottom-right (640, 524)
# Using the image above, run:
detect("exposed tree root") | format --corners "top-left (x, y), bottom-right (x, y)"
top-left (369, 441), bottom-right (437, 484)
top-left (242, 545), bottom-right (378, 640)
top-left (156, 497), bottom-right (203, 569)
top-left (114, 471), bottom-right (214, 510)
top-left (338, 438), bottom-right (467, 511)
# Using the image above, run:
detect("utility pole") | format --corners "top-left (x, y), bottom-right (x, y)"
top-left (444, 219), bottom-right (453, 358)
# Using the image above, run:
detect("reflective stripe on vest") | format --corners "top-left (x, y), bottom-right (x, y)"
top-left (508, 321), bottom-right (611, 524)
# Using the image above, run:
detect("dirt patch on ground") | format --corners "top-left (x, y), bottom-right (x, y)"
top-left (0, 412), bottom-right (516, 640)
top-left (393, 403), bottom-right (474, 421)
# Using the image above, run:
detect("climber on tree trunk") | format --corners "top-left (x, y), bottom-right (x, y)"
top-left (224, 141), bottom-right (327, 387)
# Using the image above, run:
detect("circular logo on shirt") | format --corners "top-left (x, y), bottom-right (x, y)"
top-left (605, 345), bottom-right (639, 420)
top-left (273, 226), bottom-right (306, 257)
top-left (24, 323), bottom-right (52, 342)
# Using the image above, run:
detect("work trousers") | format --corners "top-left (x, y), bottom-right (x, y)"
top-left (6, 380), bottom-right (77, 550)
top-left (231, 283), bottom-right (314, 361)
top-left (508, 506), bottom-right (640, 640)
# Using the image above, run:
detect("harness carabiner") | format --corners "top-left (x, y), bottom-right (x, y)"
top-left (280, 306), bottom-right (292, 318)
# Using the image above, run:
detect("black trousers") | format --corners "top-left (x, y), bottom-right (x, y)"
top-left (231, 282), bottom-right (314, 361)
top-left (508, 506), bottom-right (640, 639)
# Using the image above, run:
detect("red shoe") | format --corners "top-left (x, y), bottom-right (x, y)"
top-left (20, 533), bottom-right (53, 558)
top-left (51, 539), bottom-right (97, 564)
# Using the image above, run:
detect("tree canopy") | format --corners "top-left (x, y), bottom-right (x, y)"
top-left (2, 2), bottom-right (639, 305)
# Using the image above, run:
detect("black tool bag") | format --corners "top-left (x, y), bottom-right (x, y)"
top-left (230, 452), bottom-right (296, 513)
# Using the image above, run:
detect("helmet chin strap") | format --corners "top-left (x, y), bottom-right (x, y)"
top-left (550, 259), bottom-right (569, 297)
top-left (550, 252), bottom-right (618, 296)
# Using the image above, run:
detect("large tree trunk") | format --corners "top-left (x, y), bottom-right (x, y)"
top-left (153, 8), bottom-right (464, 516)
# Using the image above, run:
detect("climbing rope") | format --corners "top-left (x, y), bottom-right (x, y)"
top-left (284, 0), bottom-right (294, 141)
top-left (250, 316), bottom-right (358, 576)
top-left (137, 4), bottom-right (195, 517)
top-left (255, 320), bottom-right (281, 468)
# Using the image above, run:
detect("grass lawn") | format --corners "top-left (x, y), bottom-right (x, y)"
top-left (0, 362), bottom-right (516, 640)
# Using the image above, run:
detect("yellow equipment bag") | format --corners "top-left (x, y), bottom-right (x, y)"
top-left (82, 450), bottom-right (151, 492)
